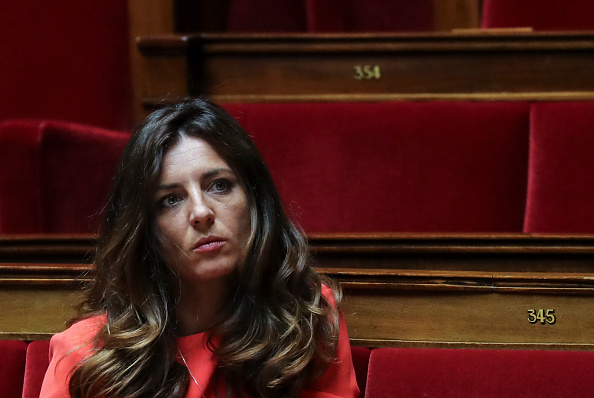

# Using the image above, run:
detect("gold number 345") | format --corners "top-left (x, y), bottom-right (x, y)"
top-left (527, 309), bottom-right (556, 324)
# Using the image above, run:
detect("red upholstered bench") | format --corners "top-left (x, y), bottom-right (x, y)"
top-left (8, 101), bottom-right (594, 235)
top-left (1, 102), bottom-right (531, 234)
top-left (365, 347), bottom-right (594, 398)
top-left (6, 341), bottom-right (594, 397)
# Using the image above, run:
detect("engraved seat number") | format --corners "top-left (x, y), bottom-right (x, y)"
top-left (527, 309), bottom-right (556, 324)
top-left (353, 65), bottom-right (381, 80)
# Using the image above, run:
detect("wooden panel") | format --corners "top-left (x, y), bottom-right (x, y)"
top-left (3, 234), bottom-right (594, 348)
top-left (432, 0), bottom-right (480, 31)
top-left (0, 235), bottom-right (95, 263)
top-left (323, 268), bottom-right (594, 349)
top-left (0, 262), bottom-right (89, 339)
top-left (309, 234), bottom-right (594, 273)
top-left (127, 0), bottom-right (176, 123)
top-left (0, 288), bottom-right (83, 340)
top-left (137, 32), bottom-right (594, 109)
top-left (139, 40), bottom-right (189, 103)
top-left (5, 234), bottom-right (594, 271)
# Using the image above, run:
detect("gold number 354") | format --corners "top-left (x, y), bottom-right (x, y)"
top-left (353, 65), bottom-right (381, 80)
top-left (527, 309), bottom-right (556, 324)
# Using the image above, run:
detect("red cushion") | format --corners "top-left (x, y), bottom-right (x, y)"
top-left (0, 340), bottom-right (28, 398)
top-left (0, 1), bottom-right (131, 130)
top-left (350, 346), bottom-right (371, 396)
top-left (22, 340), bottom-right (51, 398)
top-left (0, 120), bottom-right (129, 234)
top-left (482, 0), bottom-right (594, 31)
top-left (224, 102), bottom-right (529, 233)
top-left (524, 102), bottom-right (594, 233)
top-left (366, 347), bottom-right (594, 398)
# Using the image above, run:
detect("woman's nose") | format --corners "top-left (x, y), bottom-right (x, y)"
top-left (189, 194), bottom-right (214, 226)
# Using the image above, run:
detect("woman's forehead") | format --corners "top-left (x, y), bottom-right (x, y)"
top-left (160, 136), bottom-right (233, 181)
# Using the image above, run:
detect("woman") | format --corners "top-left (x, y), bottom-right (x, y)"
top-left (40, 99), bottom-right (359, 398)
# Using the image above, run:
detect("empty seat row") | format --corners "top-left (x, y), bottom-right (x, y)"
top-left (2, 101), bottom-right (594, 234)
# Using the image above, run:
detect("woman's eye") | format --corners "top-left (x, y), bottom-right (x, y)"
top-left (210, 179), bottom-right (232, 193)
top-left (158, 194), bottom-right (181, 208)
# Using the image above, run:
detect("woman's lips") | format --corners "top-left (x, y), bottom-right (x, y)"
top-left (192, 237), bottom-right (226, 253)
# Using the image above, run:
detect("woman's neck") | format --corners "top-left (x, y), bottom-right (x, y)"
top-left (176, 277), bottom-right (230, 336)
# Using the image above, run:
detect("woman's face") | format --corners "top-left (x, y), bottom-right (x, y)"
top-left (154, 135), bottom-right (251, 286)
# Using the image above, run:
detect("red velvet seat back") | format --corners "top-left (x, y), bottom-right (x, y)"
top-left (482, 0), bottom-right (594, 31)
top-left (350, 346), bottom-right (371, 397)
top-left (366, 347), bottom-right (594, 398)
top-left (524, 102), bottom-right (594, 233)
top-left (39, 122), bottom-right (129, 234)
top-left (227, 0), bottom-right (307, 32)
top-left (0, 340), bottom-right (28, 398)
top-left (224, 102), bottom-right (530, 233)
top-left (0, 1), bottom-right (131, 130)
top-left (0, 120), bottom-right (129, 234)
top-left (306, 0), bottom-right (433, 32)
top-left (0, 121), bottom-right (42, 233)
top-left (23, 340), bottom-right (51, 398)
top-left (225, 0), bottom-right (432, 32)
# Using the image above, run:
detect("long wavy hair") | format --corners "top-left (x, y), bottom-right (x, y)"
top-left (69, 98), bottom-right (340, 397)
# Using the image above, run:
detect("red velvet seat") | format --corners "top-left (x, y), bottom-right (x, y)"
top-left (482, 0), bottom-right (594, 31)
top-left (0, 340), bottom-right (28, 398)
top-left (0, 1), bottom-right (131, 130)
top-left (0, 120), bottom-right (129, 234)
top-left (23, 340), bottom-right (51, 398)
top-left (524, 102), bottom-right (594, 233)
top-left (224, 102), bottom-right (530, 233)
top-left (366, 347), bottom-right (594, 398)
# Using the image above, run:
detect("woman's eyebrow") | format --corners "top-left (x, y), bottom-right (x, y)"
top-left (202, 167), bottom-right (234, 179)
top-left (156, 168), bottom-right (234, 191)
top-left (156, 182), bottom-right (181, 191)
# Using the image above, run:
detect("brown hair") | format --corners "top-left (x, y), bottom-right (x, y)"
top-left (69, 98), bottom-right (340, 397)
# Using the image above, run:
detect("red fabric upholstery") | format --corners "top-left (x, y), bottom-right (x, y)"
top-left (225, 0), bottom-right (432, 32)
top-left (39, 122), bottom-right (129, 233)
top-left (482, 0), bottom-right (594, 31)
top-left (524, 102), bottom-right (594, 233)
top-left (227, 0), bottom-right (307, 32)
top-left (23, 340), bottom-right (51, 398)
top-left (350, 346), bottom-right (371, 397)
top-left (306, 0), bottom-right (433, 32)
top-left (0, 120), bottom-right (129, 234)
top-left (224, 102), bottom-right (529, 233)
top-left (0, 121), bottom-right (43, 233)
top-left (0, 1), bottom-right (131, 130)
top-left (0, 340), bottom-right (27, 398)
top-left (366, 347), bottom-right (594, 398)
